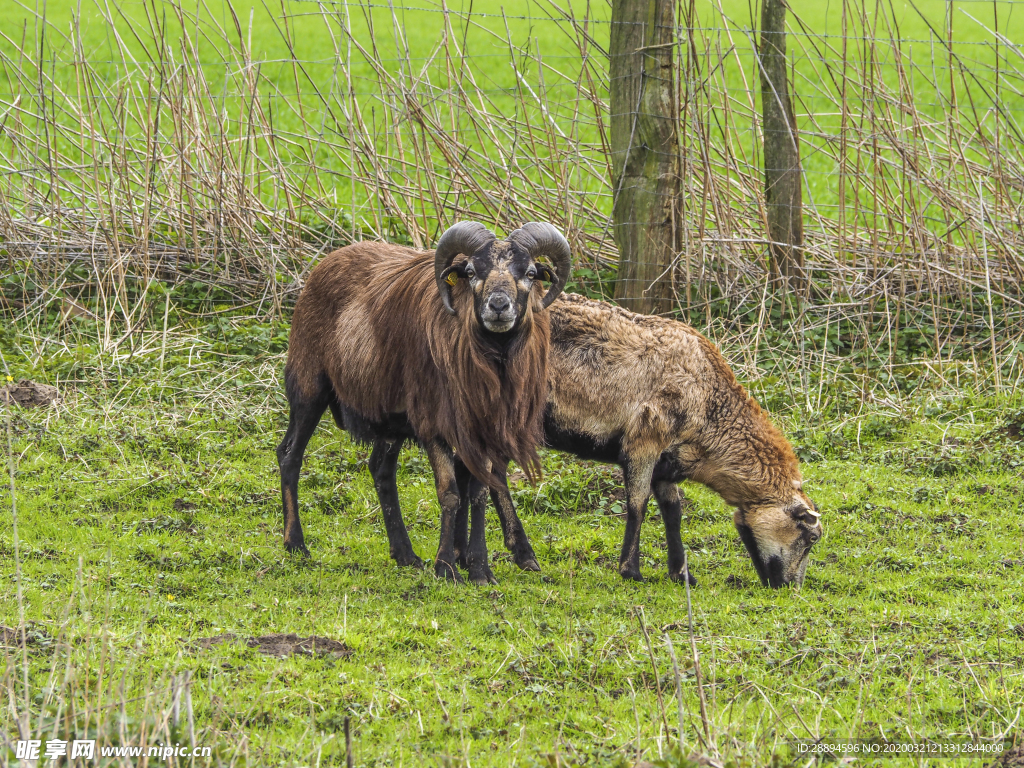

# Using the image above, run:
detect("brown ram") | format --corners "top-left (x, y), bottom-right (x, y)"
top-left (276, 221), bottom-right (571, 581)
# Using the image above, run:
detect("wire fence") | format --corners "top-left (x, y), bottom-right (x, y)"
top-left (0, 0), bottom-right (1021, 370)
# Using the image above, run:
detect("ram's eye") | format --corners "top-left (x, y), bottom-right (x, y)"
top-left (464, 265), bottom-right (475, 278)
top-left (790, 505), bottom-right (819, 526)
top-left (526, 267), bottom-right (537, 280)
top-left (799, 509), bottom-right (820, 526)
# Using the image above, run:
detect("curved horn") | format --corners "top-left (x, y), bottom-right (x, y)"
top-left (434, 221), bottom-right (496, 315)
top-left (507, 222), bottom-right (572, 310)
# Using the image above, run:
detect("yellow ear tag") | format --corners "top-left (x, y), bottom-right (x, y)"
top-left (445, 272), bottom-right (459, 286)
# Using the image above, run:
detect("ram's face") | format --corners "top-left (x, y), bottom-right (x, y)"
top-left (451, 242), bottom-right (555, 333)
top-left (733, 492), bottom-right (822, 588)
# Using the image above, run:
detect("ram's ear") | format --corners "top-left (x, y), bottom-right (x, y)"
top-left (439, 264), bottom-right (469, 286)
top-left (535, 264), bottom-right (557, 283)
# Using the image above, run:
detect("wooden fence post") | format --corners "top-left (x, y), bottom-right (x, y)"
top-left (759, 0), bottom-right (805, 294)
top-left (610, 0), bottom-right (679, 315)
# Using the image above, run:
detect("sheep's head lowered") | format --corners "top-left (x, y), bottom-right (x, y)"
top-left (435, 222), bottom-right (571, 334)
top-left (733, 484), bottom-right (822, 588)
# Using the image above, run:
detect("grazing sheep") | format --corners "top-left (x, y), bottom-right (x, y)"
top-left (276, 221), bottom-right (571, 582)
top-left (454, 293), bottom-right (822, 588)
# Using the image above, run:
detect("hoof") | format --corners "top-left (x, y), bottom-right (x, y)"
top-left (468, 561), bottom-right (499, 586)
top-left (619, 568), bottom-right (644, 583)
top-left (516, 557), bottom-right (541, 573)
top-left (670, 569), bottom-right (698, 586)
top-left (512, 547), bottom-right (541, 572)
top-left (455, 555), bottom-right (469, 570)
top-left (435, 560), bottom-right (465, 584)
top-left (284, 540), bottom-right (310, 557)
top-left (393, 550), bottom-right (425, 568)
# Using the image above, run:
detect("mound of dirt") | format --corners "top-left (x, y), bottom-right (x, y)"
top-left (634, 755), bottom-right (721, 768)
top-left (1, 624), bottom-right (57, 650)
top-left (989, 744), bottom-right (1024, 768)
top-left (189, 632), bottom-right (352, 659)
top-left (1, 625), bottom-right (26, 647)
top-left (0, 379), bottom-right (58, 408)
top-left (251, 633), bottom-right (351, 658)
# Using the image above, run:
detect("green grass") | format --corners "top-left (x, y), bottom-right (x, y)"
top-left (2, 311), bottom-right (1023, 766)
top-left (7, 0), bottom-right (1003, 69)
top-left (1, 0), bottom-right (1015, 227)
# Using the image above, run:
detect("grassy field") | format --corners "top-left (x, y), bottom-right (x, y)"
top-left (1, 1), bottom-right (1022, 764)
top-left (6, 0), bottom-right (1004, 70)
top-left (0, 0), bottom-right (1015, 220)
top-left (2, 310), bottom-right (1023, 766)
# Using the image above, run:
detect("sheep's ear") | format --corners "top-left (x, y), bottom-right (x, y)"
top-left (440, 264), bottom-right (468, 286)
top-left (535, 265), bottom-right (557, 283)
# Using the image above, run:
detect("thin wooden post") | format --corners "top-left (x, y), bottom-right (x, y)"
top-left (758, 0), bottom-right (804, 294)
top-left (610, 0), bottom-right (679, 315)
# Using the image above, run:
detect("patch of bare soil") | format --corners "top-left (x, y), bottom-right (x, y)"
top-left (987, 744), bottom-right (1024, 768)
top-left (252, 633), bottom-right (351, 658)
top-left (634, 755), bottom-right (722, 768)
top-left (0, 379), bottom-right (58, 408)
top-left (1, 624), bottom-right (57, 650)
top-left (190, 632), bottom-right (352, 659)
top-left (191, 633), bottom-right (239, 650)
top-left (992, 409), bottom-right (1024, 443)
top-left (1, 625), bottom-right (26, 647)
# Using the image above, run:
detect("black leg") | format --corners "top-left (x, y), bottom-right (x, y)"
top-left (618, 457), bottom-right (656, 582)
top-left (653, 480), bottom-right (696, 586)
top-left (425, 440), bottom-right (463, 583)
top-left (488, 463), bottom-right (540, 572)
top-left (369, 438), bottom-right (423, 568)
top-left (465, 476), bottom-right (498, 585)
top-left (276, 372), bottom-right (330, 555)
top-left (453, 461), bottom-right (471, 569)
